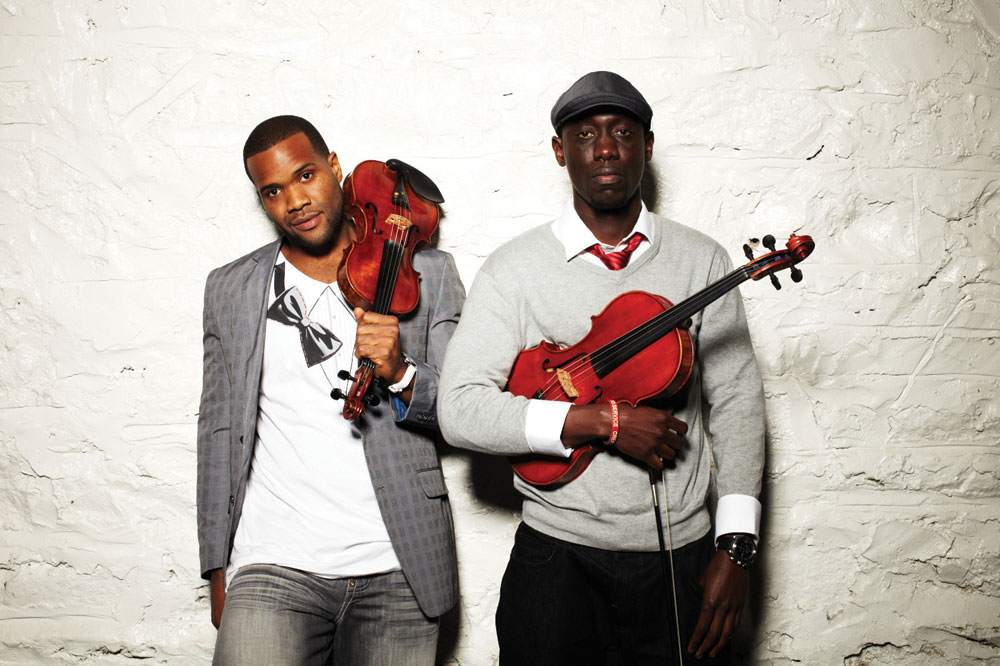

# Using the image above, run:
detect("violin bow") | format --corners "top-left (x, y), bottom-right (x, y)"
top-left (649, 467), bottom-right (685, 665)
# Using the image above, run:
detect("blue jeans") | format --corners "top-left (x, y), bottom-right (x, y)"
top-left (213, 564), bottom-right (439, 666)
top-left (495, 523), bottom-right (729, 666)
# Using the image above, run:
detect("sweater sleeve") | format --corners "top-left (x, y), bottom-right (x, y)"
top-left (437, 266), bottom-right (536, 455)
top-left (696, 247), bottom-right (766, 501)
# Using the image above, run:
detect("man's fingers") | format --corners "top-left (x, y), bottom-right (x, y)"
top-left (687, 606), bottom-right (712, 654)
top-left (666, 412), bottom-right (688, 436)
top-left (646, 453), bottom-right (664, 470)
top-left (709, 611), bottom-right (738, 658)
top-left (695, 608), bottom-right (726, 659)
top-left (355, 308), bottom-right (399, 327)
top-left (209, 570), bottom-right (226, 630)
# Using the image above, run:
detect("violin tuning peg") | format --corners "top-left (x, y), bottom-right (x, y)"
top-left (762, 234), bottom-right (777, 252)
top-left (790, 266), bottom-right (803, 283)
top-left (743, 244), bottom-right (755, 261)
top-left (337, 370), bottom-right (356, 381)
top-left (769, 273), bottom-right (782, 290)
top-left (330, 388), bottom-right (345, 401)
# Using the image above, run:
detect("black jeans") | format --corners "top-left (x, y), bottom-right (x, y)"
top-left (496, 523), bottom-right (729, 666)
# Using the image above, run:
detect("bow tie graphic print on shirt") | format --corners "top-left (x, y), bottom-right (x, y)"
top-left (266, 263), bottom-right (342, 367)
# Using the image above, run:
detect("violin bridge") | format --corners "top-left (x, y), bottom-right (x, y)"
top-left (555, 368), bottom-right (579, 399)
top-left (386, 213), bottom-right (413, 230)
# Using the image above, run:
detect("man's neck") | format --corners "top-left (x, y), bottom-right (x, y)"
top-left (574, 194), bottom-right (643, 246)
top-left (280, 225), bottom-right (355, 284)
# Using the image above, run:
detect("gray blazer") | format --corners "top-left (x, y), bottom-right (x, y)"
top-left (196, 239), bottom-right (464, 617)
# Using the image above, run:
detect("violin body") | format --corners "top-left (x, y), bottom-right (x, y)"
top-left (338, 160), bottom-right (440, 315)
top-left (507, 292), bottom-right (694, 486)
top-left (333, 159), bottom-right (444, 421)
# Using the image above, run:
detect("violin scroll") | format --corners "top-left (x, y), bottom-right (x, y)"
top-left (743, 233), bottom-right (814, 289)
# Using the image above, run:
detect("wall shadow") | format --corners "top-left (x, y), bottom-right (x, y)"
top-left (641, 158), bottom-right (662, 213)
top-left (436, 445), bottom-right (521, 664)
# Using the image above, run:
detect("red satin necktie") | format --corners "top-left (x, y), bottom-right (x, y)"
top-left (585, 232), bottom-right (645, 270)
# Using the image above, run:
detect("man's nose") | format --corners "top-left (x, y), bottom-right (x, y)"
top-left (594, 132), bottom-right (618, 160)
top-left (287, 183), bottom-right (310, 211)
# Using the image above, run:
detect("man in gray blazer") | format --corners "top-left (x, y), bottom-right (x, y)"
top-left (197, 115), bottom-right (463, 666)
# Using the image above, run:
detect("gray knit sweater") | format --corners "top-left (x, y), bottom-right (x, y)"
top-left (438, 213), bottom-right (764, 551)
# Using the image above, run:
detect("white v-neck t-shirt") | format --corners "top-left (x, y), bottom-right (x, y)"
top-left (227, 256), bottom-right (400, 585)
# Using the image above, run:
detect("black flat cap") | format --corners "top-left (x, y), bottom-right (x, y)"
top-left (550, 71), bottom-right (653, 133)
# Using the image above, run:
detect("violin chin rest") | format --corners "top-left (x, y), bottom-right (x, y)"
top-left (386, 158), bottom-right (445, 204)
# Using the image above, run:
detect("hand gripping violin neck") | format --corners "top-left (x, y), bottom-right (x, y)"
top-left (330, 159), bottom-right (443, 421)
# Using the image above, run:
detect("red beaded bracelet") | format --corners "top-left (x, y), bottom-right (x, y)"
top-left (604, 399), bottom-right (620, 446)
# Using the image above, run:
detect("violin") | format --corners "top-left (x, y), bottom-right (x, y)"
top-left (506, 233), bottom-right (815, 486)
top-left (330, 159), bottom-right (444, 420)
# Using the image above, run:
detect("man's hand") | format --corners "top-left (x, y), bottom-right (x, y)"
top-left (613, 404), bottom-right (687, 469)
top-left (354, 308), bottom-right (406, 385)
top-left (687, 550), bottom-right (749, 659)
top-left (209, 568), bottom-right (225, 629)
top-left (562, 403), bottom-right (687, 469)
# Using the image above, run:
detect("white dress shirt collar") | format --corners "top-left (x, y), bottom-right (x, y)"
top-left (551, 197), bottom-right (655, 261)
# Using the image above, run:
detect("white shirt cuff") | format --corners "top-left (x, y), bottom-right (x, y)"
top-left (714, 494), bottom-right (762, 544)
top-left (524, 400), bottom-right (573, 458)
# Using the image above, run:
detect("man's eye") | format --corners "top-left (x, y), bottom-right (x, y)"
top-left (265, 188), bottom-right (279, 198)
top-left (578, 130), bottom-right (594, 139)
top-left (301, 172), bottom-right (313, 182)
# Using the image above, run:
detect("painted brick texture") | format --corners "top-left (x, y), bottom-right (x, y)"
top-left (1, 1), bottom-right (998, 664)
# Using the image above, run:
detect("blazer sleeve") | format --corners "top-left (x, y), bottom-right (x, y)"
top-left (196, 272), bottom-right (233, 579)
top-left (394, 252), bottom-right (465, 429)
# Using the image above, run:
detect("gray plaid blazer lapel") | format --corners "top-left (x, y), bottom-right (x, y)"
top-left (232, 240), bottom-right (281, 478)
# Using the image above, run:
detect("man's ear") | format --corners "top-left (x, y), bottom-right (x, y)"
top-left (645, 131), bottom-right (655, 162)
top-left (552, 136), bottom-right (566, 167)
top-left (327, 151), bottom-right (343, 182)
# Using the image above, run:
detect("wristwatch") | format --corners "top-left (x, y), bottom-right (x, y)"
top-left (717, 533), bottom-right (758, 569)
top-left (387, 354), bottom-right (417, 394)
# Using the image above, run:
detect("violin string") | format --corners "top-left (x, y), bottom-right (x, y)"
top-left (384, 187), bottom-right (410, 314)
top-left (536, 267), bottom-right (751, 402)
top-left (592, 269), bottom-right (749, 367)
top-left (532, 268), bottom-right (752, 401)
top-left (373, 177), bottom-right (408, 316)
top-left (543, 270), bottom-right (745, 396)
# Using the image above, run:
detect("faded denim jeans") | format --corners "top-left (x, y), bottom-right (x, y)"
top-left (213, 564), bottom-right (438, 666)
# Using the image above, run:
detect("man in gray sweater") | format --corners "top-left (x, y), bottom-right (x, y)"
top-left (438, 72), bottom-right (765, 665)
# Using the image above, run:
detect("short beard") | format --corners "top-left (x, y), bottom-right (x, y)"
top-left (282, 198), bottom-right (345, 257)
top-left (581, 188), bottom-right (639, 214)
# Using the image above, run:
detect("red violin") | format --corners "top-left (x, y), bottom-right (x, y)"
top-left (331, 159), bottom-right (443, 421)
top-left (507, 233), bottom-right (815, 487)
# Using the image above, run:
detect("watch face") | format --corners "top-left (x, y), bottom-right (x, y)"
top-left (722, 535), bottom-right (757, 567)
top-left (733, 538), bottom-right (756, 560)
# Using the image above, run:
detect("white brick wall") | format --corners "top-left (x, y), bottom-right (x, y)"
top-left (1, 1), bottom-right (998, 664)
